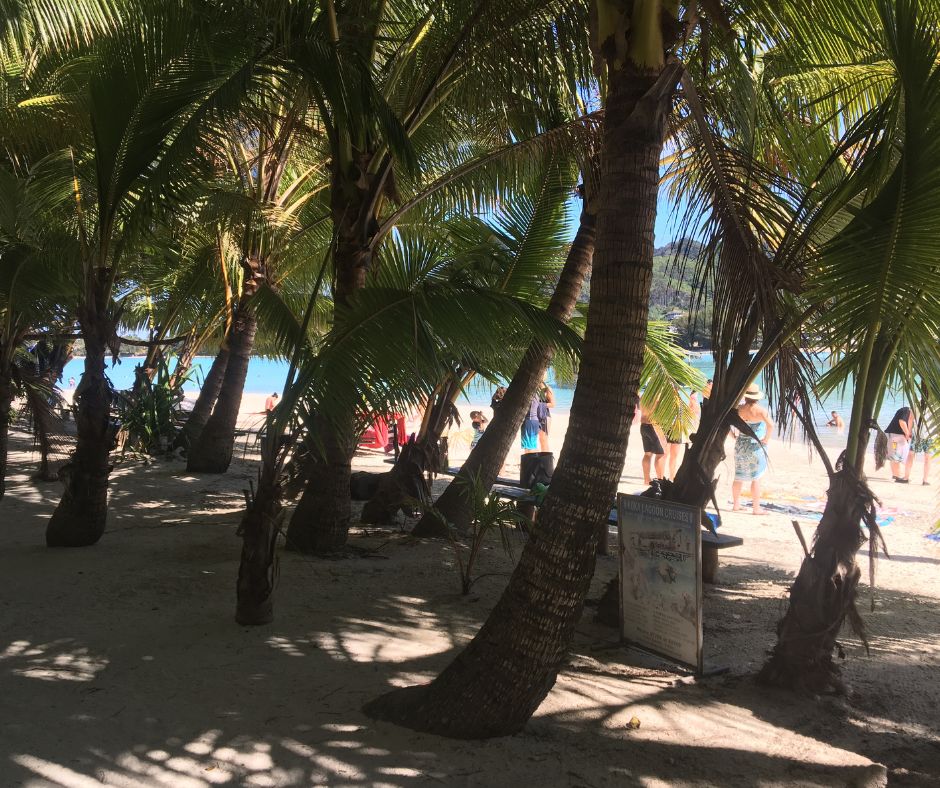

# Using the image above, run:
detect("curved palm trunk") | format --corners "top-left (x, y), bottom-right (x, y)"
top-left (413, 205), bottom-right (597, 537)
top-left (669, 403), bottom-right (731, 510)
top-left (186, 307), bottom-right (256, 472)
top-left (175, 345), bottom-right (229, 450)
top-left (363, 64), bottom-right (678, 738)
top-left (30, 394), bottom-right (59, 481)
top-left (362, 376), bottom-right (460, 525)
top-left (46, 325), bottom-right (114, 547)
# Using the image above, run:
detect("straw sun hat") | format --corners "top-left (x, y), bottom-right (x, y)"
top-left (744, 384), bottom-right (764, 400)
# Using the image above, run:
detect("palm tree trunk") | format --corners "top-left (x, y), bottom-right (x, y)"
top-left (284, 413), bottom-right (354, 553)
top-left (757, 467), bottom-right (872, 693)
top-left (669, 405), bottom-right (731, 510)
top-left (413, 203), bottom-right (597, 537)
top-left (0, 370), bottom-right (13, 500)
top-left (46, 325), bottom-right (113, 547)
top-left (285, 207), bottom-right (370, 553)
top-left (30, 393), bottom-right (58, 482)
top-left (235, 468), bottom-right (282, 625)
top-left (186, 307), bottom-right (256, 472)
top-left (175, 345), bottom-right (229, 450)
top-left (34, 340), bottom-right (74, 481)
top-left (363, 64), bottom-right (679, 738)
top-left (759, 347), bottom-right (888, 692)
top-left (362, 377), bottom-right (462, 525)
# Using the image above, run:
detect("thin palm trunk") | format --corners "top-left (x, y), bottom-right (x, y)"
top-left (284, 207), bottom-right (369, 553)
top-left (46, 318), bottom-right (113, 547)
top-left (0, 369), bottom-right (12, 500)
top-left (235, 463), bottom-right (282, 625)
top-left (413, 203), bottom-right (597, 537)
top-left (186, 305), bottom-right (256, 472)
top-left (176, 344), bottom-right (229, 450)
top-left (759, 346), bottom-right (888, 691)
top-left (32, 341), bottom-right (72, 481)
top-left (284, 411), bottom-right (354, 553)
top-left (29, 387), bottom-right (59, 482)
top-left (363, 64), bottom-right (678, 737)
top-left (361, 376), bottom-right (463, 525)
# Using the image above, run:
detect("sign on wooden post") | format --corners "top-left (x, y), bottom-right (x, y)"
top-left (617, 494), bottom-right (703, 673)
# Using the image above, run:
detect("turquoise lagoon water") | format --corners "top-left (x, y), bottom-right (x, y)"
top-left (61, 353), bottom-right (909, 439)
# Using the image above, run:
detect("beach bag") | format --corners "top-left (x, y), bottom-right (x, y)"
top-left (521, 451), bottom-right (554, 488)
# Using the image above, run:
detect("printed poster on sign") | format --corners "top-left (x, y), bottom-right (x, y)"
top-left (617, 494), bottom-right (702, 672)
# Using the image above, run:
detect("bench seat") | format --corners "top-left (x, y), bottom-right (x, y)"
top-left (445, 467), bottom-right (744, 583)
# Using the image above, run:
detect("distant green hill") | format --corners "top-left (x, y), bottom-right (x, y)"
top-left (579, 240), bottom-right (711, 349)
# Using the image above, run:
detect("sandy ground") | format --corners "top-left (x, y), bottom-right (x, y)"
top-left (0, 395), bottom-right (938, 787)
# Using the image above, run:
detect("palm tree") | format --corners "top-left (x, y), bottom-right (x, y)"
top-left (235, 214), bottom-right (582, 621)
top-left (363, 0), bottom-right (710, 738)
top-left (411, 166), bottom-right (600, 537)
top-left (361, 158), bottom-right (582, 527)
top-left (284, 0), bottom-right (596, 553)
top-left (760, 0), bottom-right (940, 691)
top-left (185, 77), bottom-right (331, 473)
top-left (1, 1), bottom-right (269, 546)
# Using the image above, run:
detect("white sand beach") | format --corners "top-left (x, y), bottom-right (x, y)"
top-left (0, 394), bottom-right (938, 786)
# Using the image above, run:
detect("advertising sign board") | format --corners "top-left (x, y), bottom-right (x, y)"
top-left (617, 494), bottom-right (703, 672)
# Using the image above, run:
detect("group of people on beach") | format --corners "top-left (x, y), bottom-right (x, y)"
top-left (473, 374), bottom-right (934, 507)
top-left (480, 378), bottom-right (556, 455)
top-left (638, 380), bottom-right (774, 514)
top-left (637, 379), bottom-right (935, 516)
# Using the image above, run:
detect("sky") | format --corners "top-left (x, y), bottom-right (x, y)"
top-left (566, 189), bottom-right (689, 248)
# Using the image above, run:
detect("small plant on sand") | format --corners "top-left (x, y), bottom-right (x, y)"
top-left (117, 359), bottom-right (189, 456)
top-left (426, 471), bottom-right (527, 596)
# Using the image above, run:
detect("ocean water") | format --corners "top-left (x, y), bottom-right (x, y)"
top-left (61, 353), bottom-right (910, 437)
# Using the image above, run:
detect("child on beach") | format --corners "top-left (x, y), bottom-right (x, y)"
top-left (470, 410), bottom-right (487, 448)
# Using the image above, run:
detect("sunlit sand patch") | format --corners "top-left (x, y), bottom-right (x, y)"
top-left (1, 639), bottom-right (108, 682)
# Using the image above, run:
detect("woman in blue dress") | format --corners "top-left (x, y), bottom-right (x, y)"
top-left (732, 384), bottom-right (774, 515)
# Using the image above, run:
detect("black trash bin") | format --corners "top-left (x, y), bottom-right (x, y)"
top-left (520, 451), bottom-right (554, 488)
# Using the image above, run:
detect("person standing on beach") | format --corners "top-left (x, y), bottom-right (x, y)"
top-left (639, 397), bottom-right (666, 484)
top-left (903, 407), bottom-right (934, 485)
top-left (264, 392), bottom-right (279, 413)
top-left (884, 405), bottom-right (914, 482)
top-left (731, 384), bottom-right (773, 514)
top-left (907, 433), bottom-right (935, 485)
top-left (537, 379), bottom-right (555, 452)
top-left (520, 395), bottom-right (541, 455)
top-left (490, 386), bottom-right (506, 417)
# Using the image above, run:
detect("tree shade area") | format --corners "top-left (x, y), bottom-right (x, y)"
top-left (1, 0), bottom-right (939, 784)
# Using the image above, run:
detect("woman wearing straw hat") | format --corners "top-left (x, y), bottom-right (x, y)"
top-left (731, 383), bottom-right (774, 515)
